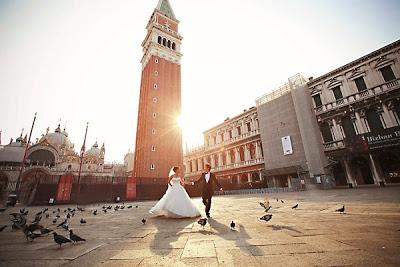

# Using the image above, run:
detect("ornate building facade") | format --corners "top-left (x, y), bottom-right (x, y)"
top-left (309, 40), bottom-right (400, 186)
top-left (184, 108), bottom-right (266, 192)
top-left (133, 0), bottom-right (183, 198)
top-left (0, 124), bottom-right (129, 205)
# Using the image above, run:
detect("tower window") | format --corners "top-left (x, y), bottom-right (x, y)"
top-left (152, 112), bottom-right (157, 118)
top-left (153, 97), bottom-right (157, 103)
top-left (157, 36), bottom-right (162, 44)
top-left (172, 42), bottom-right (176, 50)
top-left (155, 58), bottom-right (159, 63)
top-left (167, 40), bottom-right (171, 48)
top-left (150, 163), bottom-right (155, 170)
top-left (162, 38), bottom-right (166, 46)
top-left (151, 145), bottom-right (156, 151)
top-left (152, 128), bottom-right (156, 134)
top-left (154, 71), bottom-right (158, 76)
top-left (313, 94), bottom-right (322, 107)
top-left (154, 84), bottom-right (158, 89)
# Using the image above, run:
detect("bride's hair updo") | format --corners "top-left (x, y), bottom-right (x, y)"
top-left (172, 166), bottom-right (180, 173)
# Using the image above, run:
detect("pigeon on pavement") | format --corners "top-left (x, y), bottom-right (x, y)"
top-left (260, 214), bottom-right (273, 222)
top-left (69, 230), bottom-right (86, 243)
top-left (53, 232), bottom-right (72, 248)
top-left (335, 206), bottom-right (345, 213)
top-left (230, 221), bottom-right (236, 230)
top-left (80, 218), bottom-right (87, 224)
top-left (141, 218), bottom-right (146, 225)
top-left (292, 204), bottom-right (299, 209)
top-left (197, 218), bottom-right (207, 229)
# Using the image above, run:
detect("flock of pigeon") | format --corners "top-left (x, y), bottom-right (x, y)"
top-left (196, 197), bottom-right (345, 231)
top-left (0, 203), bottom-right (146, 248)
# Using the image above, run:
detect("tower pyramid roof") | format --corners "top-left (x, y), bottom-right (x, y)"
top-left (156, 0), bottom-right (176, 20)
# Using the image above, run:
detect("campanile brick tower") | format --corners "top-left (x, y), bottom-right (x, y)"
top-left (133, 0), bottom-right (183, 198)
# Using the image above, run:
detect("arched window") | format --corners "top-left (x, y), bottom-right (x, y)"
top-left (366, 109), bottom-right (384, 133)
top-left (172, 42), bottom-right (176, 50)
top-left (162, 38), bottom-right (166, 46)
top-left (341, 117), bottom-right (356, 139)
top-left (157, 36), bottom-right (162, 44)
top-left (320, 122), bottom-right (333, 143)
top-left (167, 40), bottom-right (171, 48)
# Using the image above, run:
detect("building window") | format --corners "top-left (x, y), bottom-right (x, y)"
top-left (228, 130), bottom-right (232, 139)
top-left (313, 94), bottom-right (322, 107)
top-left (380, 65), bottom-right (396, 82)
top-left (354, 76), bottom-right (367, 92)
top-left (172, 42), bottom-right (176, 50)
top-left (154, 84), bottom-right (158, 89)
top-left (151, 145), bottom-right (156, 151)
top-left (155, 58), bottom-right (159, 63)
top-left (153, 97), bottom-right (157, 103)
top-left (320, 122), bottom-right (333, 143)
top-left (341, 117), bottom-right (356, 139)
top-left (162, 38), bottom-right (166, 46)
top-left (154, 71), bottom-right (158, 76)
top-left (237, 126), bottom-right (241, 136)
top-left (246, 122), bottom-right (251, 132)
top-left (67, 164), bottom-right (72, 170)
top-left (167, 40), bottom-right (171, 48)
top-left (157, 36), bottom-right (162, 44)
top-left (331, 86), bottom-right (343, 100)
top-left (152, 112), bottom-right (157, 118)
top-left (366, 109), bottom-right (384, 133)
top-left (150, 163), bottom-right (155, 170)
top-left (152, 128), bottom-right (156, 134)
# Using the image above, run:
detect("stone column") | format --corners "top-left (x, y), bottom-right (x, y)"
top-left (332, 118), bottom-right (343, 140)
top-left (272, 176), bottom-right (277, 188)
top-left (197, 158), bottom-right (203, 171)
top-left (210, 155), bottom-right (215, 168)
top-left (226, 151), bottom-right (231, 165)
top-left (218, 153), bottom-right (223, 167)
top-left (368, 153), bottom-right (382, 184)
top-left (255, 142), bottom-right (261, 159)
top-left (244, 145), bottom-right (250, 161)
top-left (343, 157), bottom-right (357, 186)
top-left (355, 111), bottom-right (366, 134)
top-left (382, 103), bottom-right (395, 128)
top-left (287, 176), bottom-right (292, 189)
top-left (247, 173), bottom-right (251, 183)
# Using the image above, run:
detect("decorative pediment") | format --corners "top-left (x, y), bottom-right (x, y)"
top-left (326, 78), bottom-right (342, 89)
top-left (348, 67), bottom-right (365, 80)
top-left (310, 86), bottom-right (321, 96)
top-left (374, 56), bottom-right (394, 69)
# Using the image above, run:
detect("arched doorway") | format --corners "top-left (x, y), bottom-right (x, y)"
top-left (0, 172), bottom-right (9, 201)
top-left (333, 162), bottom-right (347, 186)
top-left (378, 151), bottom-right (400, 183)
top-left (341, 116), bottom-right (356, 139)
top-left (20, 168), bottom-right (50, 205)
top-left (351, 157), bottom-right (374, 185)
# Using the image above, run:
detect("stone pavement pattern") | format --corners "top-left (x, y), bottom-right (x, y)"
top-left (0, 187), bottom-right (399, 266)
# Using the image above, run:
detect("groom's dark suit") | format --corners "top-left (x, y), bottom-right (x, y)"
top-left (193, 172), bottom-right (222, 216)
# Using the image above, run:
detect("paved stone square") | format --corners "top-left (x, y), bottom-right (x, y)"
top-left (0, 187), bottom-right (400, 266)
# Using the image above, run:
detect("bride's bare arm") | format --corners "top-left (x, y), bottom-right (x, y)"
top-left (168, 176), bottom-right (173, 186)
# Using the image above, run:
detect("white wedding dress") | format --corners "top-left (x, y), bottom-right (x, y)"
top-left (149, 177), bottom-right (201, 218)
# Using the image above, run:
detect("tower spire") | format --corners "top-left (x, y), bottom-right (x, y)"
top-left (156, 0), bottom-right (176, 20)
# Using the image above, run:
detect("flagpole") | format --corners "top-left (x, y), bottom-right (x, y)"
top-left (15, 112), bottom-right (37, 198)
top-left (76, 122), bottom-right (89, 205)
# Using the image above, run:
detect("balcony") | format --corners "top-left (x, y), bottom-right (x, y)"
top-left (185, 157), bottom-right (265, 177)
top-left (314, 78), bottom-right (400, 114)
top-left (323, 140), bottom-right (345, 152)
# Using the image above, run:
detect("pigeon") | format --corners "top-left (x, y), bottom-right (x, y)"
top-left (52, 218), bottom-right (58, 224)
top-left (120, 206), bottom-right (125, 210)
top-left (80, 218), bottom-right (87, 224)
top-left (103, 209), bottom-right (107, 213)
top-left (0, 207), bottom-right (6, 212)
top-left (26, 232), bottom-right (42, 241)
top-left (52, 210), bottom-right (56, 214)
top-left (43, 208), bottom-right (49, 213)
top-left (93, 210), bottom-right (97, 216)
top-left (35, 211), bottom-right (43, 217)
top-left (40, 228), bottom-right (53, 235)
top-left (197, 218), bottom-right (207, 229)
top-left (141, 218), bottom-right (146, 225)
top-left (230, 221), bottom-right (236, 230)
top-left (62, 223), bottom-right (69, 231)
top-left (114, 206), bottom-right (119, 211)
top-left (135, 205), bottom-right (138, 208)
top-left (335, 206), bottom-right (345, 213)
top-left (77, 207), bottom-right (84, 212)
top-left (259, 202), bottom-right (269, 210)
top-left (53, 232), bottom-right (72, 248)
top-left (276, 198), bottom-right (279, 202)
top-left (281, 200), bottom-right (284, 203)
top-left (46, 214), bottom-right (50, 219)
top-left (69, 230), bottom-right (86, 243)
top-left (56, 214), bottom-right (60, 218)
top-left (0, 225), bottom-right (7, 232)
top-left (57, 208), bottom-right (60, 212)
top-left (260, 214), bottom-right (273, 222)
top-left (292, 204), bottom-right (299, 209)
top-left (32, 215), bottom-right (42, 224)
top-left (57, 219), bottom-right (67, 228)
top-left (63, 209), bottom-right (67, 213)
top-left (127, 205), bottom-right (132, 209)
top-left (67, 213), bottom-right (71, 219)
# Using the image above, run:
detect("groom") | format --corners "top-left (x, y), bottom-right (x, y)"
top-left (192, 163), bottom-right (223, 218)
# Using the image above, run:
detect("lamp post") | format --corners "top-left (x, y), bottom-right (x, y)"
top-left (15, 112), bottom-right (37, 200)
top-left (76, 122), bottom-right (89, 205)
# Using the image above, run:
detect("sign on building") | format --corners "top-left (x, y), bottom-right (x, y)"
top-left (281, 136), bottom-right (293, 155)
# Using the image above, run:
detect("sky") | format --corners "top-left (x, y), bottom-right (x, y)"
top-left (0, 0), bottom-right (399, 163)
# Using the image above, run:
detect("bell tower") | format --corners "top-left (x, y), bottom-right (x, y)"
top-left (133, 0), bottom-right (183, 198)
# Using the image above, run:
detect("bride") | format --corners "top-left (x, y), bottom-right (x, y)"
top-left (149, 166), bottom-right (201, 218)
